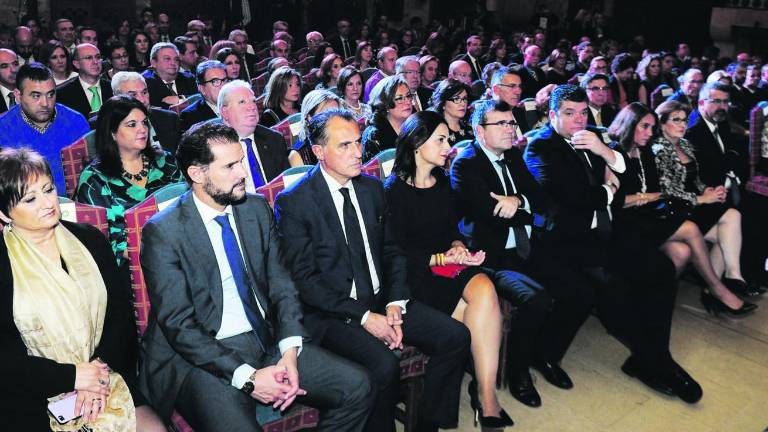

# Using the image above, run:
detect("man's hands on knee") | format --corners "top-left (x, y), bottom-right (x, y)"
top-left (363, 312), bottom-right (402, 350)
top-left (249, 365), bottom-right (296, 407)
top-left (273, 348), bottom-right (306, 411)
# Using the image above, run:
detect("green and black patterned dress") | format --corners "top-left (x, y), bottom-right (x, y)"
top-left (75, 152), bottom-right (184, 265)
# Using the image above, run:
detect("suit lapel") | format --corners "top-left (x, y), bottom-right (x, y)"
top-left (232, 202), bottom-right (271, 318)
top-left (308, 167), bottom-right (352, 269)
top-left (352, 177), bottom-right (382, 279)
top-left (472, 142), bottom-right (505, 194)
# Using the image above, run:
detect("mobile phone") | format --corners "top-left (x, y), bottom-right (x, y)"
top-left (47, 391), bottom-right (83, 424)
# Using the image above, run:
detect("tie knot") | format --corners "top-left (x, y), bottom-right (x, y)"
top-left (242, 138), bottom-right (252, 146)
top-left (89, 86), bottom-right (99, 94)
top-left (496, 158), bottom-right (509, 167)
top-left (214, 214), bottom-right (230, 228)
top-left (339, 187), bottom-right (351, 199)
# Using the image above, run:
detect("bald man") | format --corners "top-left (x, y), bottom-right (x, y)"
top-left (520, 45), bottom-right (545, 99)
top-left (14, 27), bottom-right (35, 64)
top-left (363, 47), bottom-right (397, 103)
top-left (0, 49), bottom-right (19, 113)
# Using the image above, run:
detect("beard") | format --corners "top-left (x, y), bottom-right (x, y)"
top-left (203, 177), bottom-right (246, 207)
top-left (711, 108), bottom-right (728, 122)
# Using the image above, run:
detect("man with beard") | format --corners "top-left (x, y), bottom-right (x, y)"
top-left (137, 121), bottom-right (374, 431)
top-left (0, 63), bottom-right (89, 194)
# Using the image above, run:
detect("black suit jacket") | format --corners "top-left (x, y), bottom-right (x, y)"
top-left (520, 65), bottom-right (546, 100)
top-left (685, 111), bottom-right (748, 187)
top-left (512, 105), bottom-right (532, 134)
top-left (248, 125), bottom-right (290, 182)
top-left (586, 104), bottom-right (617, 128)
top-left (450, 142), bottom-right (549, 267)
top-left (274, 166), bottom-right (411, 342)
top-left (0, 221), bottom-right (136, 430)
top-left (329, 35), bottom-right (355, 59)
top-left (416, 86), bottom-right (434, 110)
top-left (56, 78), bottom-right (113, 120)
top-left (0, 90), bottom-right (9, 114)
top-left (453, 53), bottom-right (483, 82)
top-left (180, 99), bottom-right (217, 131)
top-left (142, 69), bottom-right (199, 109)
top-left (524, 124), bottom-right (626, 244)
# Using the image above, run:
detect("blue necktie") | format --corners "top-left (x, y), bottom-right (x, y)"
top-left (242, 138), bottom-right (265, 189)
top-left (214, 214), bottom-right (274, 353)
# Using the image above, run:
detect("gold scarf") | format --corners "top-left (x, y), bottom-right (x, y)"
top-left (5, 224), bottom-right (136, 431)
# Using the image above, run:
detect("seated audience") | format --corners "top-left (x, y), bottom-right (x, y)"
top-left (544, 49), bottom-right (569, 85)
top-left (0, 147), bottom-right (165, 431)
top-left (138, 122), bottom-right (374, 431)
top-left (490, 66), bottom-right (532, 135)
top-left (288, 89), bottom-right (342, 166)
top-left (316, 53), bottom-right (343, 91)
top-left (667, 68), bottom-right (703, 107)
top-left (259, 66), bottom-right (301, 127)
top-left (104, 41), bottom-right (132, 80)
top-left (362, 75), bottom-right (414, 162)
top-left (338, 66), bottom-right (372, 119)
top-left (419, 54), bottom-right (440, 89)
top-left (430, 78), bottom-right (473, 146)
top-left (609, 53), bottom-right (638, 109)
top-left (481, 38), bottom-right (510, 67)
top-left (275, 109), bottom-right (470, 432)
top-left (0, 63), bottom-right (89, 194)
top-left (128, 30), bottom-right (151, 73)
top-left (38, 40), bottom-right (78, 85)
top-left (363, 46), bottom-right (397, 103)
top-left (57, 44), bottom-right (113, 120)
top-left (0, 48), bottom-right (18, 114)
top-left (396, 55), bottom-right (429, 111)
top-left (216, 47), bottom-right (243, 80)
top-left (353, 41), bottom-right (374, 71)
top-left (180, 60), bottom-right (228, 130)
top-left (581, 73), bottom-right (617, 128)
top-left (520, 45), bottom-right (545, 100)
top-left (142, 42), bottom-right (198, 109)
top-left (637, 54), bottom-right (663, 106)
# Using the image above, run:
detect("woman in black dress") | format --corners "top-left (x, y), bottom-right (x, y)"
top-left (430, 78), bottom-right (474, 146)
top-left (361, 75), bottom-right (414, 162)
top-left (259, 66), bottom-right (301, 127)
top-left (649, 101), bottom-right (756, 316)
top-left (384, 111), bottom-right (512, 430)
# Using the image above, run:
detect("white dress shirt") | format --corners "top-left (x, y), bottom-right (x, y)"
top-left (239, 134), bottom-right (269, 193)
top-left (477, 143), bottom-right (531, 249)
top-left (0, 86), bottom-right (14, 108)
top-left (701, 115), bottom-right (738, 188)
top-left (206, 100), bottom-right (220, 116)
top-left (192, 192), bottom-right (301, 389)
top-left (78, 77), bottom-right (101, 107)
top-left (318, 165), bottom-right (407, 323)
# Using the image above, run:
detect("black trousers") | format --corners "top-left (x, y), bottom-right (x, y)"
top-left (320, 301), bottom-right (470, 432)
top-left (531, 233), bottom-right (678, 373)
top-left (175, 331), bottom-right (374, 432)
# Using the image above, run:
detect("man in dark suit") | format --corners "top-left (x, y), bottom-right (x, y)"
top-left (138, 122), bottom-right (373, 431)
top-left (142, 42), bottom-right (198, 109)
top-left (581, 73), bottom-right (617, 128)
top-left (57, 44), bottom-right (113, 120)
top-left (275, 109), bottom-right (470, 432)
top-left (523, 85), bottom-right (702, 404)
top-left (0, 49), bottom-right (19, 114)
top-left (450, 99), bottom-right (552, 407)
top-left (520, 45), bottom-right (545, 100)
top-left (180, 60), bottom-right (227, 130)
top-left (667, 68), bottom-right (703, 107)
top-left (328, 19), bottom-right (354, 60)
top-left (106, 71), bottom-right (182, 153)
top-left (490, 66), bottom-right (532, 135)
top-left (228, 29), bottom-right (258, 81)
top-left (453, 35), bottom-right (484, 83)
top-left (220, 80), bottom-right (289, 190)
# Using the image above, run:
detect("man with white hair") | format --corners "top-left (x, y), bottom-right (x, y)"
top-left (300, 31), bottom-right (324, 60)
top-left (448, 60), bottom-right (473, 85)
top-left (57, 43), bottom-right (113, 119)
top-left (667, 68), bottom-right (703, 107)
top-left (142, 42), bottom-right (198, 109)
top-left (395, 55), bottom-right (430, 111)
top-left (218, 80), bottom-right (289, 188)
top-left (110, 71), bottom-right (182, 153)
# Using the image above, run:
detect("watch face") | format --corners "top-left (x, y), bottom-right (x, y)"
top-left (242, 381), bottom-right (255, 394)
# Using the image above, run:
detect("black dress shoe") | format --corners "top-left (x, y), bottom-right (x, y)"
top-left (509, 370), bottom-right (542, 407)
top-left (621, 356), bottom-right (675, 396)
top-left (723, 277), bottom-right (765, 297)
top-left (532, 360), bottom-right (573, 389)
top-left (665, 361), bottom-right (703, 404)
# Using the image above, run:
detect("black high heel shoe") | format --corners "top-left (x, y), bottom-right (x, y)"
top-left (468, 380), bottom-right (514, 430)
top-left (723, 277), bottom-right (767, 297)
top-left (700, 291), bottom-right (757, 318)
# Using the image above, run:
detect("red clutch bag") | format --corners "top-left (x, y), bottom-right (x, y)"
top-left (430, 264), bottom-right (469, 279)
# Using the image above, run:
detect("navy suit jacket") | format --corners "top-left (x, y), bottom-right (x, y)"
top-left (180, 99), bottom-right (217, 131)
top-left (142, 69), bottom-right (199, 109)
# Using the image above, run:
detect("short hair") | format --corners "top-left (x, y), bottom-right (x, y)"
top-left (299, 89), bottom-right (342, 139)
top-left (470, 99), bottom-right (513, 130)
top-left (377, 46), bottom-right (395, 62)
top-left (173, 36), bottom-right (196, 55)
top-left (319, 53), bottom-right (342, 86)
top-left (195, 60), bottom-right (226, 86)
top-left (482, 62), bottom-right (503, 83)
top-left (607, 102), bottom-right (657, 152)
top-left (549, 84), bottom-right (587, 112)
top-left (368, 75), bottom-right (410, 116)
top-left (217, 79), bottom-right (252, 112)
top-left (698, 82), bottom-right (732, 102)
top-left (655, 99), bottom-right (691, 124)
top-left (306, 108), bottom-right (357, 147)
top-left (680, 68), bottom-right (703, 84)
top-left (150, 42), bottom-right (177, 61)
top-left (105, 40), bottom-right (127, 58)
top-left (270, 39), bottom-right (288, 52)
top-left (392, 110), bottom-right (447, 183)
top-left (577, 41), bottom-right (593, 53)
top-left (228, 29), bottom-right (248, 41)
top-left (54, 18), bottom-right (73, 31)
top-left (419, 54), bottom-right (438, 72)
top-left (305, 31), bottom-right (323, 43)
top-left (395, 55), bottom-right (419, 74)
top-left (15, 62), bottom-right (53, 92)
top-left (78, 26), bottom-right (97, 38)
top-left (94, 95), bottom-right (156, 178)
top-left (264, 66), bottom-right (301, 111)
top-left (430, 78), bottom-right (471, 113)
top-left (611, 52), bottom-right (636, 73)
top-left (490, 65), bottom-right (524, 87)
top-left (176, 122), bottom-right (241, 183)
top-left (726, 61), bottom-right (748, 74)
top-left (337, 66), bottom-right (362, 99)
top-left (111, 71), bottom-right (146, 94)
top-left (0, 147), bottom-right (53, 215)
top-left (71, 43), bottom-right (97, 61)
top-left (466, 35), bottom-right (480, 46)
top-left (580, 72), bottom-right (610, 89)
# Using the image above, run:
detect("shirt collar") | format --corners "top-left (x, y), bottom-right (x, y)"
top-left (20, 105), bottom-right (56, 133)
top-left (700, 113), bottom-right (718, 133)
top-left (206, 100), bottom-right (220, 115)
top-left (192, 190), bottom-right (233, 224)
top-left (79, 77), bottom-right (99, 92)
top-left (319, 163), bottom-right (353, 191)
top-left (477, 141), bottom-right (504, 163)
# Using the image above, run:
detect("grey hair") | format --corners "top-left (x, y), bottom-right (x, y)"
top-left (150, 42), bottom-right (178, 61)
top-left (395, 55), bottom-right (419, 74)
top-left (228, 29), bottom-right (248, 41)
top-left (217, 79), bottom-right (253, 112)
top-left (111, 71), bottom-right (147, 94)
top-left (679, 68), bottom-right (702, 84)
top-left (299, 89), bottom-right (342, 139)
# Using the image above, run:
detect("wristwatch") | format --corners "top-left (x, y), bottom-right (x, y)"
top-left (240, 370), bottom-right (258, 394)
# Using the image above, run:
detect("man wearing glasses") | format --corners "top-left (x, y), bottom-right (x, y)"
top-left (580, 73), bottom-right (616, 128)
top-left (181, 60), bottom-right (229, 131)
top-left (667, 68), bottom-right (704, 107)
top-left (490, 66), bottom-right (531, 136)
top-left (57, 43), bottom-right (113, 120)
top-left (395, 55), bottom-right (429, 111)
top-left (142, 42), bottom-right (199, 110)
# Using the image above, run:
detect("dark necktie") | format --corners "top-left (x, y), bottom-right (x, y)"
top-left (165, 81), bottom-right (177, 96)
top-left (8, 93), bottom-right (16, 107)
top-left (496, 159), bottom-right (530, 259)
top-left (242, 138), bottom-right (265, 189)
top-left (339, 187), bottom-right (374, 306)
top-left (573, 149), bottom-right (612, 236)
top-left (342, 39), bottom-right (351, 58)
top-left (214, 214), bottom-right (275, 353)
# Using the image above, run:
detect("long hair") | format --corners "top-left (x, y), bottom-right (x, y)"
top-left (607, 102), bottom-right (657, 152)
top-left (320, 53), bottom-right (342, 86)
top-left (38, 41), bottom-right (73, 76)
top-left (429, 78), bottom-right (471, 113)
top-left (392, 111), bottom-right (447, 183)
top-left (94, 95), bottom-right (157, 178)
top-left (264, 66), bottom-right (301, 111)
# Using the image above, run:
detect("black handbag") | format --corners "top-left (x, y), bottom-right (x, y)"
top-left (648, 198), bottom-right (693, 221)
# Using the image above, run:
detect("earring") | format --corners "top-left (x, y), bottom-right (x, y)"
top-left (415, 150), bottom-right (419, 154)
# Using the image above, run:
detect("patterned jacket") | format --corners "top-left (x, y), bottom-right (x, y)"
top-left (651, 135), bottom-right (706, 206)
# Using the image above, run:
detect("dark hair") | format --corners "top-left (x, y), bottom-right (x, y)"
top-left (94, 95), bottom-right (156, 177)
top-left (216, 47), bottom-right (242, 68)
top-left (176, 122), bottom-right (241, 183)
top-left (38, 41), bottom-right (72, 77)
top-left (580, 72), bottom-right (610, 89)
top-left (195, 60), bottom-right (226, 85)
top-left (15, 62), bottom-right (54, 92)
top-left (337, 65), bottom-right (362, 101)
top-left (173, 36), bottom-right (196, 55)
top-left (78, 26), bottom-right (97, 39)
top-left (369, 75), bottom-right (410, 117)
top-left (0, 147), bottom-right (53, 215)
top-left (106, 41), bottom-right (127, 58)
top-left (307, 108), bottom-right (357, 147)
top-left (611, 52), bottom-right (636, 74)
top-left (607, 102), bottom-right (657, 152)
top-left (264, 66), bottom-right (301, 111)
top-left (429, 78), bottom-right (471, 113)
top-left (320, 53), bottom-right (342, 86)
top-left (655, 100), bottom-right (691, 125)
top-left (392, 111), bottom-right (447, 182)
top-left (470, 99), bottom-right (512, 130)
top-left (549, 84), bottom-right (587, 112)
top-left (313, 43), bottom-right (333, 69)
top-left (490, 65), bottom-right (524, 88)
top-left (354, 41), bottom-right (372, 66)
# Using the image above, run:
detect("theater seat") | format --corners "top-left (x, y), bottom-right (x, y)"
top-left (650, 84), bottom-right (674, 110)
top-left (747, 102), bottom-right (768, 196)
top-left (271, 113), bottom-right (303, 150)
top-left (61, 130), bottom-right (97, 198)
top-left (256, 165), bottom-right (314, 208)
top-left (361, 148), bottom-right (396, 179)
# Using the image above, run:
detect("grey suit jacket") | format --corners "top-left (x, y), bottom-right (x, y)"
top-left (138, 190), bottom-right (306, 421)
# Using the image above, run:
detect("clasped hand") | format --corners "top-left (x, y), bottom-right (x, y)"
top-left (445, 242), bottom-right (485, 266)
top-left (364, 305), bottom-right (404, 350)
top-left (250, 349), bottom-right (307, 411)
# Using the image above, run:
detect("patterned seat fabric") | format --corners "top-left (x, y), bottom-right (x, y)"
top-left (748, 102), bottom-right (768, 196)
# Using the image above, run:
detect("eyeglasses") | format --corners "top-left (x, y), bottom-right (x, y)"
top-left (496, 83), bottom-right (521, 90)
top-left (452, 72), bottom-right (471, 79)
top-left (587, 86), bottom-right (610, 92)
top-left (480, 120), bottom-right (517, 128)
top-left (202, 77), bottom-right (231, 87)
top-left (668, 116), bottom-right (688, 124)
top-left (706, 98), bottom-right (731, 106)
top-left (393, 93), bottom-right (415, 104)
top-left (401, 69), bottom-right (419, 76)
top-left (687, 80), bottom-right (704, 85)
top-left (448, 96), bottom-right (468, 104)
top-left (80, 54), bottom-right (102, 62)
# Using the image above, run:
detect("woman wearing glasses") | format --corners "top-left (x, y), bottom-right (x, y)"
top-left (362, 75), bottom-right (414, 162)
top-left (651, 100), bottom-right (756, 316)
top-left (259, 66), bottom-right (302, 127)
top-left (430, 79), bottom-right (474, 146)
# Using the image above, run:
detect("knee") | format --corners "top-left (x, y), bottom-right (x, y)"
top-left (464, 274), bottom-right (498, 304)
top-left (344, 366), bottom-right (374, 407)
top-left (723, 208), bottom-right (742, 224)
top-left (679, 220), bottom-right (701, 238)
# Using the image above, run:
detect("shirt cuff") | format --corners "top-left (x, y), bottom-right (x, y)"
top-left (387, 300), bottom-right (409, 314)
top-left (602, 185), bottom-right (615, 204)
top-left (278, 337), bottom-right (303, 357)
top-left (360, 310), bottom-right (371, 325)
top-left (231, 363), bottom-right (257, 389)
top-left (518, 194), bottom-right (530, 211)
top-left (607, 150), bottom-right (626, 173)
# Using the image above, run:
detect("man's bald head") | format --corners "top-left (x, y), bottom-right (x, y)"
top-left (448, 60), bottom-right (472, 84)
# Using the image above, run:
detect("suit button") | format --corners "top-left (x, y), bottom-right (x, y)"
top-left (344, 318), bottom-right (352, 324)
